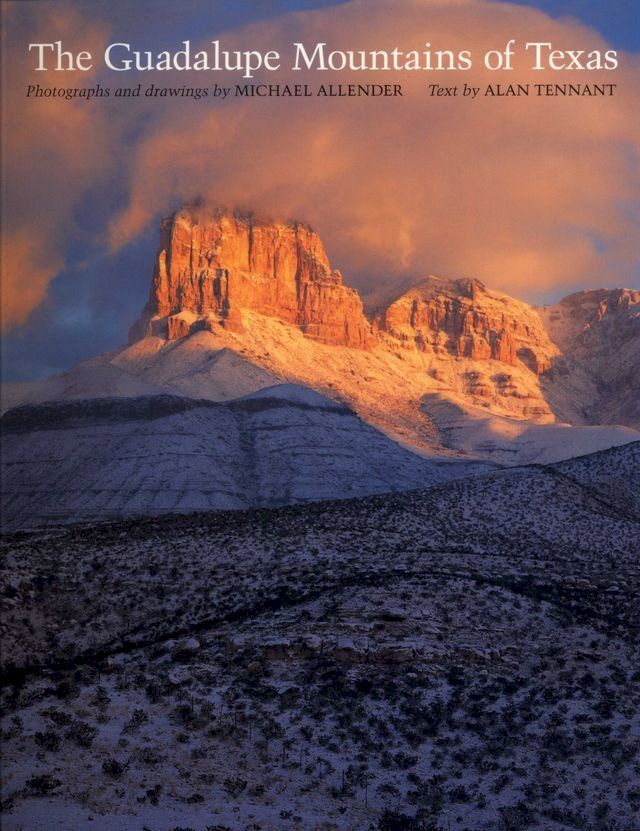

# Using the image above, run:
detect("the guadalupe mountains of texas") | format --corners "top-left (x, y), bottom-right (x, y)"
top-left (2, 203), bottom-right (639, 529)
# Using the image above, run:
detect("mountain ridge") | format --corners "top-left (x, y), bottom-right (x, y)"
top-left (124, 205), bottom-right (640, 438)
top-left (1, 386), bottom-right (464, 531)
top-left (3, 204), bottom-right (639, 466)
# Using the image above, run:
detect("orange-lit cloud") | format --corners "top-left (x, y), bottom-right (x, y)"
top-left (108, 0), bottom-right (640, 299)
top-left (1, 2), bottom-right (113, 329)
top-left (3, 0), bottom-right (639, 331)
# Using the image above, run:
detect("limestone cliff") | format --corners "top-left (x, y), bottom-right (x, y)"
top-left (7, 204), bottom-right (640, 467)
top-left (121, 205), bottom-right (639, 440)
top-left (378, 276), bottom-right (557, 375)
top-left (539, 288), bottom-right (640, 426)
top-left (130, 206), bottom-right (374, 349)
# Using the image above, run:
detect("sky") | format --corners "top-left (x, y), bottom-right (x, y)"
top-left (1, 0), bottom-right (639, 381)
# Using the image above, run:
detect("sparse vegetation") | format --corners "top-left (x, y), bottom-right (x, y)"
top-left (1, 442), bottom-right (638, 829)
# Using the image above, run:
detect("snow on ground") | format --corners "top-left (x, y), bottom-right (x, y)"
top-left (7, 310), bottom-right (638, 466)
top-left (0, 360), bottom-right (172, 414)
top-left (241, 384), bottom-right (339, 408)
top-left (2, 442), bottom-right (639, 831)
top-left (421, 394), bottom-right (640, 465)
top-left (1, 390), bottom-right (455, 532)
top-left (1, 340), bottom-right (281, 416)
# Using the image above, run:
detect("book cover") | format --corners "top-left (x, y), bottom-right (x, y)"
top-left (1, 1), bottom-right (639, 829)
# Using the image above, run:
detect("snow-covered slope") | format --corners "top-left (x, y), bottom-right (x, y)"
top-left (6, 313), bottom-right (638, 467)
top-left (1, 386), bottom-right (454, 531)
top-left (421, 392), bottom-right (640, 465)
top-left (555, 440), bottom-right (640, 518)
top-left (0, 359), bottom-right (171, 413)
top-left (0, 343), bottom-right (280, 415)
top-left (539, 288), bottom-right (640, 428)
top-left (111, 339), bottom-right (282, 402)
top-left (2, 442), bottom-right (639, 831)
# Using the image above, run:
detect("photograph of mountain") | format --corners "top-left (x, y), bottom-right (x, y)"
top-left (1, 1), bottom-right (639, 830)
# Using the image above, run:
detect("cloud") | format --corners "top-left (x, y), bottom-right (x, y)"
top-left (1, 2), bottom-right (113, 329)
top-left (3, 0), bottom-right (640, 334)
top-left (107, 0), bottom-right (640, 299)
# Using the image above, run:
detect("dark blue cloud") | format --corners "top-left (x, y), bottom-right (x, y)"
top-left (1, 232), bottom-right (155, 381)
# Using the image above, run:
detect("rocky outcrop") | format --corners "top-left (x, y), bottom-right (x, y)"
top-left (7, 200), bottom-right (639, 465)
top-left (378, 276), bottom-right (556, 373)
top-left (130, 205), bottom-right (375, 349)
top-left (121, 204), bottom-right (638, 433)
top-left (540, 288), bottom-right (640, 354)
top-left (540, 288), bottom-right (640, 427)
top-left (130, 207), bottom-right (561, 375)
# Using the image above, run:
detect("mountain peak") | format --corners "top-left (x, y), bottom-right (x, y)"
top-left (129, 205), bottom-right (375, 349)
top-left (556, 286), bottom-right (639, 308)
top-left (406, 274), bottom-right (487, 299)
top-left (127, 204), bottom-right (638, 419)
top-left (378, 272), bottom-right (556, 373)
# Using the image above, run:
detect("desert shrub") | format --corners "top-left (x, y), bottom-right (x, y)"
top-left (393, 750), bottom-right (418, 770)
top-left (54, 679), bottom-right (80, 700)
top-left (102, 758), bottom-right (127, 778)
top-left (134, 746), bottom-right (164, 767)
top-left (141, 783), bottom-right (162, 805)
top-left (499, 802), bottom-right (533, 831)
top-left (91, 685), bottom-right (111, 711)
top-left (34, 729), bottom-right (60, 752)
top-left (65, 720), bottom-right (97, 748)
top-left (25, 774), bottom-right (61, 795)
top-left (170, 701), bottom-right (194, 723)
top-left (223, 777), bottom-right (247, 797)
top-left (407, 775), bottom-right (444, 813)
top-left (122, 708), bottom-right (149, 734)
top-left (449, 784), bottom-right (471, 802)
top-left (40, 707), bottom-right (72, 726)
top-left (377, 810), bottom-right (432, 831)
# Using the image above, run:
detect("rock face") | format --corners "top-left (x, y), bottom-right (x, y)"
top-left (378, 276), bottom-right (557, 374)
top-left (540, 288), bottom-right (640, 426)
top-left (130, 206), bottom-right (374, 349)
top-left (541, 288), bottom-right (639, 357)
top-left (130, 206), bottom-right (560, 376)
top-left (11, 203), bottom-right (637, 458)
